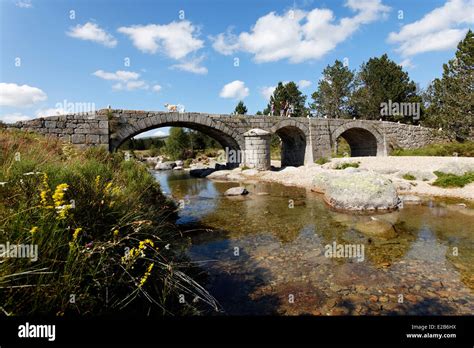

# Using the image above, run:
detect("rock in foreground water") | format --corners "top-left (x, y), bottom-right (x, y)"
top-left (313, 171), bottom-right (399, 211)
top-left (224, 187), bottom-right (249, 196)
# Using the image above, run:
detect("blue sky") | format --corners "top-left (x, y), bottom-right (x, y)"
top-left (1, 0), bottom-right (472, 137)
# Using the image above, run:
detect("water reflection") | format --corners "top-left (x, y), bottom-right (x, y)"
top-left (153, 170), bottom-right (474, 315)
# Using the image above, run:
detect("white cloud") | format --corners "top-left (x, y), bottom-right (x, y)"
top-left (35, 107), bottom-right (67, 118)
top-left (112, 81), bottom-right (149, 91)
top-left (93, 70), bottom-right (140, 82)
top-left (15, 0), bottom-right (33, 8)
top-left (67, 22), bottom-right (117, 48)
top-left (0, 83), bottom-right (47, 107)
top-left (118, 21), bottom-right (204, 59)
top-left (388, 0), bottom-right (474, 56)
top-left (399, 58), bottom-right (414, 69)
top-left (211, 0), bottom-right (390, 63)
top-left (0, 113), bottom-right (32, 123)
top-left (171, 56), bottom-right (208, 74)
top-left (260, 86), bottom-right (276, 100)
top-left (93, 70), bottom-right (149, 91)
top-left (298, 80), bottom-right (312, 88)
top-left (219, 80), bottom-right (249, 99)
top-left (152, 84), bottom-right (162, 93)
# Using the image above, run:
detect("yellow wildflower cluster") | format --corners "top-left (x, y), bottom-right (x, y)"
top-left (95, 175), bottom-right (101, 190)
top-left (39, 173), bottom-right (52, 207)
top-left (113, 229), bottom-right (119, 237)
top-left (52, 183), bottom-right (73, 220)
top-left (72, 227), bottom-right (82, 240)
top-left (121, 239), bottom-right (155, 264)
top-left (29, 226), bottom-right (39, 235)
top-left (139, 263), bottom-right (154, 288)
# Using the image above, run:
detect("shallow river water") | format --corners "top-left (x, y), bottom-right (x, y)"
top-left (153, 170), bottom-right (474, 315)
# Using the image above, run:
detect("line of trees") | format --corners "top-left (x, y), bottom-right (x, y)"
top-left (240, 30), bottom-right (473, 141)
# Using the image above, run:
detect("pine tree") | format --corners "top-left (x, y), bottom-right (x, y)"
top-left (164, 127), bottom-right (190, 160)
top-left (351, 54), bottom-right (420, 122)
top-left (424, 30), bottom-right (474, 140)
top-left (234, 101), bottom-right (248, 115)
top-left (311, 60), bottom-right (354, 118)
top-left (263, 82), bottom-right (307, 117)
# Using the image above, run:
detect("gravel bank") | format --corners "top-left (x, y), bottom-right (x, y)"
top-left (210, 156), bottom-right (474, 201)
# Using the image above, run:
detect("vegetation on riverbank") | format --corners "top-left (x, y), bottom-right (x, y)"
top-left (391, 141), bottom-right (474, 157)
top-left (432, 171), bottom-right (474, 188)
top-left (0, 130), bottom-right (218, 316)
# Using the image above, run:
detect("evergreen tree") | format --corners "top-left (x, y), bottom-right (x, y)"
top-left (311, 60), bottom-right (354, 118)
top-left (263, 81), bottom-right (307, 116)
top-left (424, 30), bottom-right (474, 140)
top-left (164, 127), bottom-right (190, 160)
top-left (234, 101), bottom-right (248, 115)
top-left (351, 54), bottom-right (420, 122)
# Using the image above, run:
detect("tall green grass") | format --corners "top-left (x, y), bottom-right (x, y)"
top-left (0, 130), bottom-right (219, 316)
top-left (391, 141), bottom-right (474, 157)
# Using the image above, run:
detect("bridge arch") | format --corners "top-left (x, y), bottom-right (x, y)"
top-left (331, 121), bottom-right (385, 157)
top-left (271, 119), bottom-right (310, 167)
top-left (110, 113), bottom-right (244, 161)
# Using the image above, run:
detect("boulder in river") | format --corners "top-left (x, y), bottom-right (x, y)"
top-left (155, 161), bottom-right (176, 170)
top-left (224, 186), bottom-right (249, 196)
top-left (313, 171), bottom-right (399, 211)
top-left (354, 218), bottom-right (397, 239)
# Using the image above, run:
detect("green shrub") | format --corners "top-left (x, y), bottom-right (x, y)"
top-left (335, 162), bottom-right (360, 170)
top-left (432, 171), bottom-right (474, 188)
top-left (402, 173), bottom-right (417, 181)
top-left (391, 141), bottom-right (474, 157)
top-left (315, 157), bottom-right (330, 165)
top-left (184, 158), bottom-right (193, 168)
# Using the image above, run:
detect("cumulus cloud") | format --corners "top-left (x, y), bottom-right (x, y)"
top-left (399, 58), bottom-right (414, 69)
top-left (152, 84), bottom-right (162, 93)
top-left (388, 0), bottom-right (473, 56)
top-left (118, 21), bottom-right (204, 59)
top-left (170, 56), bottom-right (208, 74)
top-left (298, 80), bottom-right (312, 88)
top-left (93, 70), bottom-right (150, 91)
top-left (260, 86), bottom-right (276, 100)
top-left (219, 80), bottom-right (249, 99)
top-left (15, 0), bottom-right (33, 8)
top-left (211, 0), bottom-right (390, 63)
top-left (67, 22), bottom-right (117, 48)
top-left (0, 83), bottom-right (47, 107)
top-left (0, 113), bottom-right (32, 123)
top-left (112, 81), bottom-right (149, 91)
top-left (92, 70), bottom-right (140, 81)
top-left (35, 107), bottom-right (67, 118)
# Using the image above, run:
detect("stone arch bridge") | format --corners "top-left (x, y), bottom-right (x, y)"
top-left (9, 109), bottom-right (445, 170)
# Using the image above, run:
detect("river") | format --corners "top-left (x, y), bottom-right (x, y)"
top-left (153, 170), bottom-right (474, 315)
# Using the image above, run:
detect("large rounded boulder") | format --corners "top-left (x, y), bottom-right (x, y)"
top-left (313, 171), bottom-right (399, 211)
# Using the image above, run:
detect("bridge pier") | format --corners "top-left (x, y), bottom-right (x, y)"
top-left (243, 129), bottom-right (271, 170)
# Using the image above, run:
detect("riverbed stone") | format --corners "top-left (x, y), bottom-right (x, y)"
top-left (313, 171), bottom-right (399, 211)
top-left (224, 186), bottom-right (249, 196)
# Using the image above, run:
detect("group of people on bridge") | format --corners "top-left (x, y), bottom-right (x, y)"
top-left (270, 101), bottom-right (294, 117)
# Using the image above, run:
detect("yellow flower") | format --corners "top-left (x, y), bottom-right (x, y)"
top-left (39, 173), bottom-right (51, 206)
top-left (138, 239), bottom-right (154, 250)
top-left (95, 175), bottom-right (101, 189)
top-left (30, 226), bottom-right (39, 235)
top-left (72, 227), bottom-right (82, 240)
top-left (52, 183), bottom-right (69, 207)
top-left (139, 263), bottom-right (154, 287)
top-left (104, 182), bottom-right (113, 193)
top-left (113, 229), bottom-right (119, 237)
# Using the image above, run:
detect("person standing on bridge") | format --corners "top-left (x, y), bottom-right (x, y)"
top-left (270, 101), bottom-right (275, 116)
